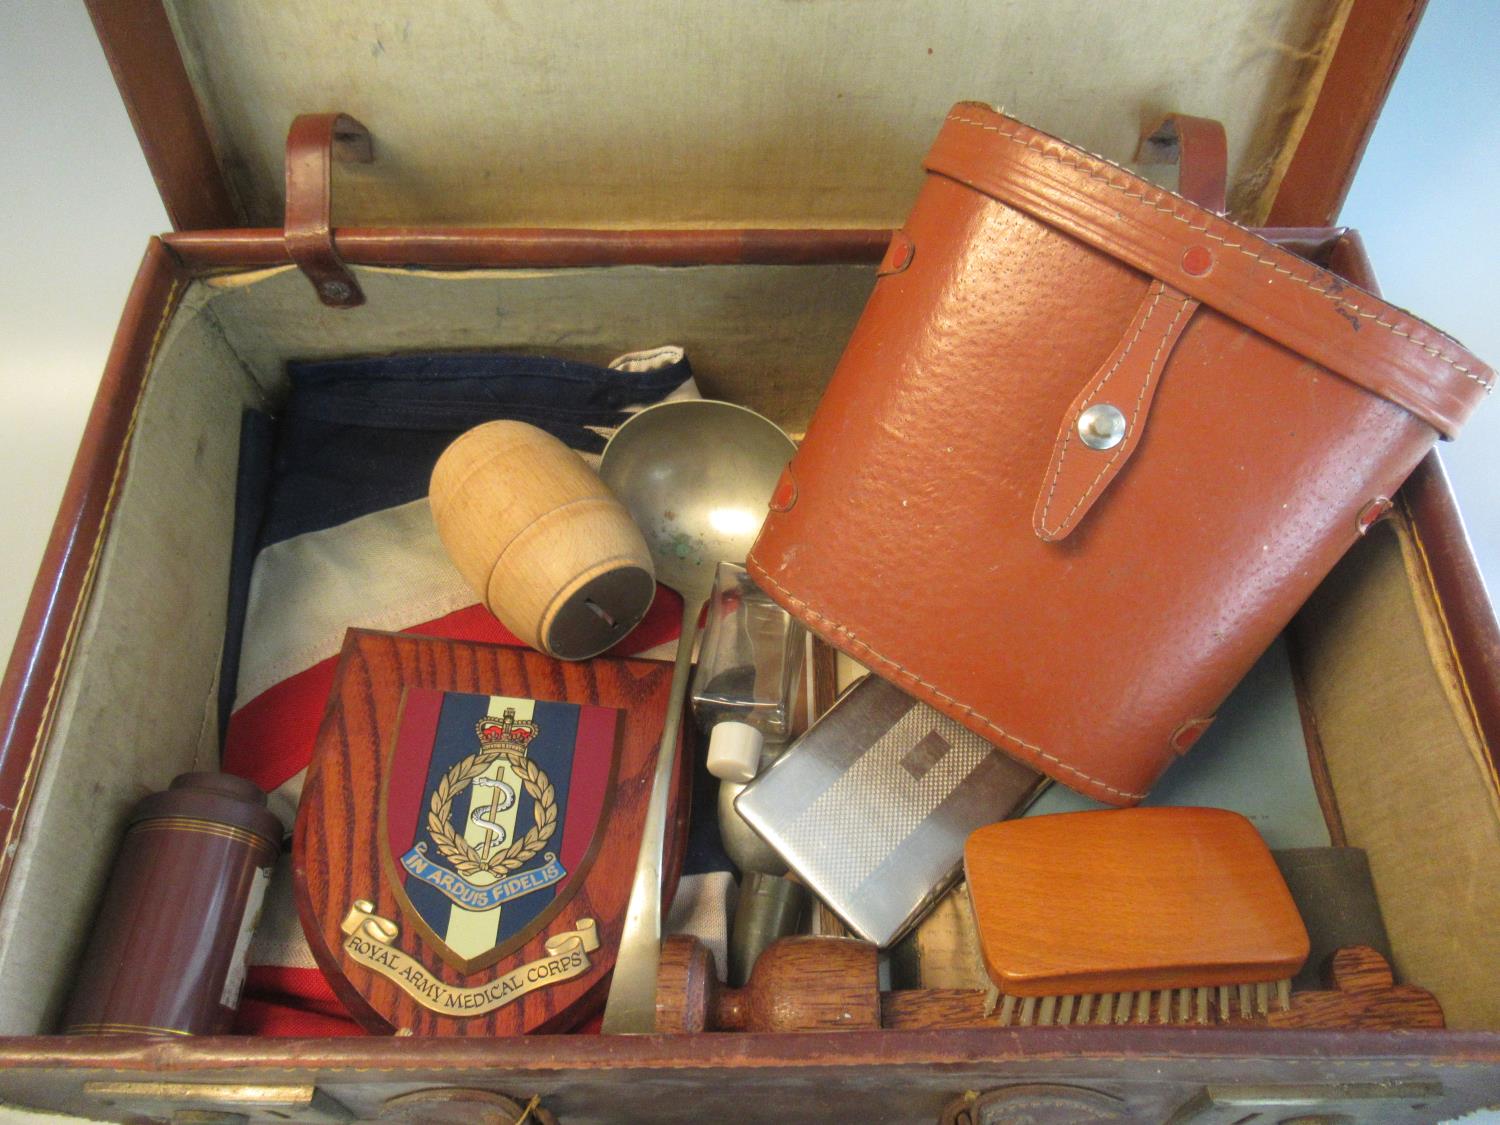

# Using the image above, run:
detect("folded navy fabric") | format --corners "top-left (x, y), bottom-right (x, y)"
top-left (261, 350), bottom-right (693, 547)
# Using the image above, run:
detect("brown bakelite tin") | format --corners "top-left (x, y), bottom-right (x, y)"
top-left (62, 773), bottom-right (280, 1037)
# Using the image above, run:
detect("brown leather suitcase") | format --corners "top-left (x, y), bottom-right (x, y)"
top-left (1, 3), bottom-right (1498, 1121)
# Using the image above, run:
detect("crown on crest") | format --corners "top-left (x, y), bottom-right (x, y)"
top-left (475, 707), bottom-right (538, 748)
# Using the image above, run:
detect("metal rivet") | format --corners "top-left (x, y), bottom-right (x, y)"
top-left (1077, 403), bottom-right (1127, 450)
top-left (320, 279), bottom-right (353, 301)
top-left (1182, 245), bottom-right (1214, 276)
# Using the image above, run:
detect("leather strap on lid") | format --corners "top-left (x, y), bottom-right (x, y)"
top-left (1029, 116), bottom-right (1222, 540)
top-left (1034, 281), bottom-right (1199, 541)
top-left (284, 113), bottom-right (373, 309)
top-left (925, 103), bottom-right (1492, 439)
top-left (1136, 114), bottom-right (1228, 215)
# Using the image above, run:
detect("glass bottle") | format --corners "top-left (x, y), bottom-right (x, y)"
top-left (690, 561), bottom-right (805, 782)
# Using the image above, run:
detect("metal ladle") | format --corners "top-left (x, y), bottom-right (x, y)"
top-left (597, 399), bottom-right (796, 1033)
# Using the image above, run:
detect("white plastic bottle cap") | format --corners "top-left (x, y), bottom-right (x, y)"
top-left (707, 721), bottom-right (764, 783)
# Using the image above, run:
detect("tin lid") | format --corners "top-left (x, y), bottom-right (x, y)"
top-left (95, 1), bottom-right (1380, 230)
top-left (129, 771), bottom-right (284, 851)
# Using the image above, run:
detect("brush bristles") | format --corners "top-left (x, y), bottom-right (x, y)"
top-left (989, 979), bottom-right (1295, 1026)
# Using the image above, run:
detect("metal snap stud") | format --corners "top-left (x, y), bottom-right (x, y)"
top-left (1077, 403), bottom-right (1127, 450)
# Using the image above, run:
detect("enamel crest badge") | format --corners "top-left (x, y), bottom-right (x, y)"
top-left (385, 690), bottom-right (611, 971)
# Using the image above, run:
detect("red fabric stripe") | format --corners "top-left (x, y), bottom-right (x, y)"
top-left (560, 706), bottom-right (618, 869)
top-left (223, 658), bottom-right (339, 793)
top-left (234, 966), bottom-right (363, 1036)
top-left (385, 686), bottom-right (446, 883)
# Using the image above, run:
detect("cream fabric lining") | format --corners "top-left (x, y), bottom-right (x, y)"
top-left (1298, 517), bottom-right (1500, 1029)
top-left (162, 0), bottom-right (1346, 227)
top-left (0, 291), bottom-right (265, 1033)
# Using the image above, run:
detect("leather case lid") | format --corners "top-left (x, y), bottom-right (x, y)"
top-left (148, 0), bottom-right (1354, 229)
top-left (924, 105), bottom-right (1493, 439)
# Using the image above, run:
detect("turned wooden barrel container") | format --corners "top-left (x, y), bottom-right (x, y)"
top-left (430, 421), bottom-right (657, 660)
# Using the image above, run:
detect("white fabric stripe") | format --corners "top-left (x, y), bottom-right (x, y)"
top-left (236, 498), bottom-right (694, 714)
top-left (607, 345), bottom-right (685, 373)
top-left (234, 363), bottom-right (699, 710)
top-left (246, 854), bottom-right (318, 970)
top-left (235, 498), bottom-right (473, 709)
top-left (234, 375), bottom-right (703, 711)
top-left (666, 870), bottom-right (737, 982)
top-left (266, 769), bottom-right (307, 834)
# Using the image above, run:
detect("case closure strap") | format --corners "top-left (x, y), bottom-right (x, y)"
top-left (284, 113), bottom-right (373, 309)
top-left (1034, 281), bottom-right (1199, 541)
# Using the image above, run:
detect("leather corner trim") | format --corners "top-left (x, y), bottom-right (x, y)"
top-left (1034, 280), bottom-right (1199, 542)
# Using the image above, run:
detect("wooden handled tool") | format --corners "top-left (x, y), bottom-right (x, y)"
top-left (656, 936), bottom-right (1442, 1033)
top-left (656, 935), bottom-right (880, 1033)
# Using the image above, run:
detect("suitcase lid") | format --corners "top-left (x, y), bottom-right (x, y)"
top-left (88, 0), bottom-right (1419, 232)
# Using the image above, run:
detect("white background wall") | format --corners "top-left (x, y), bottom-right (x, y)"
top-left (1340, 0), bottom-right (1500, 581)
top-left (0, 3), bottom-right (1495, 1121)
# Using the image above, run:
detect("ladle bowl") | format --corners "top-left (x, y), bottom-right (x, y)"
top-left (597, 399), bottom-right (796, 1032)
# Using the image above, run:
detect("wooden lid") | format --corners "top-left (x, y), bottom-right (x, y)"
top-left (89, 0), bottom-right (1408, 230)
top-left (965, 807), bottom-right (1309, 995)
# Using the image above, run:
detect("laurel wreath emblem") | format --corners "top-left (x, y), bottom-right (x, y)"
top-left (426, 746), bottom-right (556, 879)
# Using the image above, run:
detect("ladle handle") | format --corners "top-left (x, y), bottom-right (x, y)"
top-left (600, 595), bottom-right (704, 1033)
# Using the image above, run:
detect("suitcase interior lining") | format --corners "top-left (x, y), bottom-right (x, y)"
top-left (1294, 516), bottom-right (1500, 1029)
top-left (161, 0), bottom-right (1346, 228)
top-left (2, 261), bottom-right (1496, 1036)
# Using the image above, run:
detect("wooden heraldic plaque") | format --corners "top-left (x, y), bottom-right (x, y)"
top-left (294, 629), bottom-right (685, 1034)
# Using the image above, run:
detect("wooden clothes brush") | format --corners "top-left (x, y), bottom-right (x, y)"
top-left (964, 807), bottom-right (1309, 1027)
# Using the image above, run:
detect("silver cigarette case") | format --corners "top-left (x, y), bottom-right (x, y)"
top-left (734, 675), bottom-right (1043, 947)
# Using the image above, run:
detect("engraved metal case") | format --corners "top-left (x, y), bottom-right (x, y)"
top-left (734, 676), bottom-right (1043, 946)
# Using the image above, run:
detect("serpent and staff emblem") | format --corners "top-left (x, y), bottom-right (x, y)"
top-left (469, 776), bottom-right (517, 851)
top-left (387, 689), bottom-right (611, 972)
top-left (426, 709), bottom-right (558, 881)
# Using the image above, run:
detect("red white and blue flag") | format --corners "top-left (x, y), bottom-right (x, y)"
top-left (221, 348), bottom-right (735, 1035)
